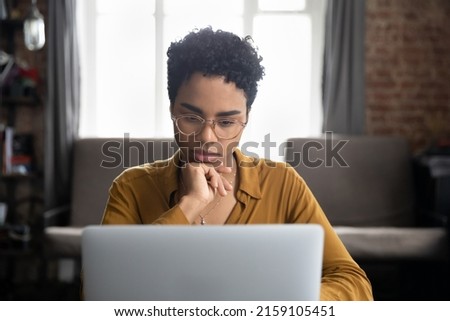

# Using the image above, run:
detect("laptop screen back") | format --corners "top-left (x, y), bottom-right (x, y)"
top-left (81, 224), bottom-right (324, 301)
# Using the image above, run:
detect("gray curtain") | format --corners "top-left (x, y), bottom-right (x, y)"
top-left (322, 0), bottom-right (366, 134)
top-left (45, 0), bottom-right (80, 209)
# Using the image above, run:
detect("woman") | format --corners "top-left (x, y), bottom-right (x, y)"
top-left (101, 27), bottom-right (373, 300)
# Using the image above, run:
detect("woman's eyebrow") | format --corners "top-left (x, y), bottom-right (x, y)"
top-left (180, 103), bottom-right (243, 117)
top-left (216, 110), bottom-right (242, 117)
top-left (180, 103), bottom-right (203, 114)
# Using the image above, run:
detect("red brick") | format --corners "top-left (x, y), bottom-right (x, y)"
top-left (366, 0), bottom-right (450, 153)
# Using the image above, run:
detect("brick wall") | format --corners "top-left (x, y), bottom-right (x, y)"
top-left (365, 0), bottom-right (450, 154)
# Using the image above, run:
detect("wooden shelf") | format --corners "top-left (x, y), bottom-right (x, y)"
top-left (0, 16), bottom-right (41, 229)
top-left (0, 19), bottom-right (23, 28)
top-left (0, 173), bottom-right (35, 180)
top-left (0, 96), bottom-right (40, 106)
top-left (0, 19), bottom-right (24, 54)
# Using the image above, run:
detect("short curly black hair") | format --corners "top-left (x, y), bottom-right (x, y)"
top-left (167, 27), bottom-right (265, 111)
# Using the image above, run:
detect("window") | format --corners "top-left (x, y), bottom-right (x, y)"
top-left (77, 0), bottom-right (327, 160)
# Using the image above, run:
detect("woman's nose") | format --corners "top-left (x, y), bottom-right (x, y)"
top-left (199, 120), bottom-right (218, 142)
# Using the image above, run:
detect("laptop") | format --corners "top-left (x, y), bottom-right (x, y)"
top-left (81, 224), bottom-right (324, 301)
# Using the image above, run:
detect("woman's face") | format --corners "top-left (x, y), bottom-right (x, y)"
top-left (171, 72), bottom-right (247, 167)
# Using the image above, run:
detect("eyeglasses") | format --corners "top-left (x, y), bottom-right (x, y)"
top-left (171, 114), bottom-right (247, 140)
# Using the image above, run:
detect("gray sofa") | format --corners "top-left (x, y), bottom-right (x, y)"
top-left (284, 135), bottom-right (448, 261)
top-left (284, 135), bottom-right (449, 299)
top-left (43, 138), bottom-right (177, 260)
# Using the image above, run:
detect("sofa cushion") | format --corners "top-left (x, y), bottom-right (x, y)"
top-left (70, 138), bottom-right (176, 226)
top-left (44, 226), bottom-right (449, 262)
top-left (44, 138), bottom-right (176, 259)
top-left (285, 136), bottom-right (415, 227)
top-left (335, 226), bottom-right (449, 261)
top-left (44, 227), bottom-right (83, 257)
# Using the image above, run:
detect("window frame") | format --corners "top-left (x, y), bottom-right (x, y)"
top-left (77, 0), bottom-right (326, 149)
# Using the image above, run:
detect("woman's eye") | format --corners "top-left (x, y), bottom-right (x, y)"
top-left (185, 116), bottom-right (202, 123)
top-left (217, 119), bottom-right (236, 127)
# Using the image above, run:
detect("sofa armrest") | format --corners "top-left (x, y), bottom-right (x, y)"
top-left (413, 155), bottom-right (450, 228)
top-left (42, 205), bottom-right (71, 228)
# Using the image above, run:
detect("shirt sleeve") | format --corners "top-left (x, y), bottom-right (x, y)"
top-left (286, 167), bottom-right (373, 301)
top-left (101, 175), bottom-right (190, 225)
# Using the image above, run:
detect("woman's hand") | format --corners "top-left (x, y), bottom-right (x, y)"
top-left (181, 162), bottom-right (233, 202)
top-left (178, 162), bottom-right (233, 223)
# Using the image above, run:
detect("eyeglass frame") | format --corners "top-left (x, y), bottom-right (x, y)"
top-left (171, 113), bottom-right (247, 140)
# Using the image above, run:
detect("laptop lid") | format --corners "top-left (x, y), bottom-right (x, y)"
top-left (81, 224), bottom-right (324, 301)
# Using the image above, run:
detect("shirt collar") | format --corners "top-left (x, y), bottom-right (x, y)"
top-left (234, 149), bottom-right (262, 199)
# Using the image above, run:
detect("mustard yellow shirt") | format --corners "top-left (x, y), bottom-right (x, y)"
top-left (101, 149), bottom-right (373, 301)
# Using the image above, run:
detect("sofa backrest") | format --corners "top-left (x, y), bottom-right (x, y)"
top-left (284, 135), bottom-right (416, 227)
top-left (70, 138), bottom-right (177, 226)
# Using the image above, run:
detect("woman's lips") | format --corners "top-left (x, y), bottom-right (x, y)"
top-left (193, 150), bottom-right (222, 163)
